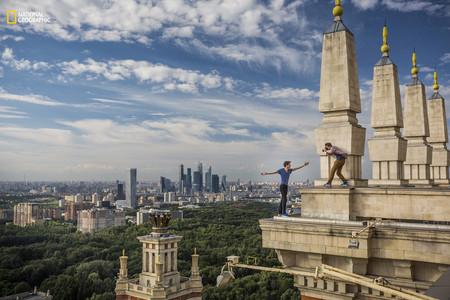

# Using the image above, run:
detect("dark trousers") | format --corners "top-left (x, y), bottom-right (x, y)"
top-left (279, 184), bottom-right (288, 215)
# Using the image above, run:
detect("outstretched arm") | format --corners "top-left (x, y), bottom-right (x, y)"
top-left (291, 162), bottom-right (309, 172)
top-left (261, 171), bottom-right (278, 176)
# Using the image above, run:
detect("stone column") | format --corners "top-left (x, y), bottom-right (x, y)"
top-left (427, 71), bottom-right (449, 185)
top-left (403, 51), bottom-right (433, 185)
top-left (368, 25), bottom-right (407, 186)
top-left (314, 0), bottom-right (366, 187)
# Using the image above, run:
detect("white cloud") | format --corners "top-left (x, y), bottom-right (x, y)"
top-left (256, 85), bottom-right (318, 101)
top-left (180, 38), bottom-right (319, 73)
top-left (92, 98), bottom-right (133, 106)
top-left (0, 105), bottom-right (28, 119)
top-left (0, 35), bottom-right (25, 42)
top-left (0, 88), bottom-right (64, 106)
top-left (58, 57), bottom-right (233, 93)
top-left (381, 0), bottom-right (447, 14)
top-left (441, 53), bottom-right (450, 64)
top-left (1, 47), bottom-right (235, 94)
top-left (351, 0), bottom-right (379, 10)
top-left (1, 48), bottom-right (51, 71)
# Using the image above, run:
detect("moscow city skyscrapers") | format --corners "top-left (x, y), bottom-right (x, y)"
top-left (117, 180), bottom-right (125, 200)
top-left (205, 166), bottom-right (212, 192)
top-left (211, 174), bottom-right (220, 193)
top-left (197, 162), bottom-right (203, 192)
top-left (126, 168), bottom-right (137, 209)
top-left (160, 162), bottom-right (226, 195)
top-left (186, 168), bottom-right (192, 194)
top-left (178, 164), bottom-right (185, 194)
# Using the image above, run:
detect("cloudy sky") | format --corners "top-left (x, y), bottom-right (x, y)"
top-left (0, 0), bottom-right (449, 182)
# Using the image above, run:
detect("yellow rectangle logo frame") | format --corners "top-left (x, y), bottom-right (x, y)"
top-left (6, 10), bottom-right (17, 25)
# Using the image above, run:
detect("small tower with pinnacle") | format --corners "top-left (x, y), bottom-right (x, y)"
top-left (426, 70), bottom-right (449, 184)
top-left (368, 23), bottom-right (407, 185)
top-left (115, 210), bottom-right (202, 300)
top-left (403, 51), bottom-right (433, 184)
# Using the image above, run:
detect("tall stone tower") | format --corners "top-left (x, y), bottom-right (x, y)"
top-left (368, 24), bottom-right (407, 185)
top-left (314, 0), bottom-right (366, 187)
top-left (427, 71), bottom-right (449, 184)
top-left (403, 51), bottom-right (433, 184)
top-left (115, 210), bottom-right (202, 300)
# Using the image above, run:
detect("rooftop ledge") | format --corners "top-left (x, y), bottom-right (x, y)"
top-left (297, 186), bottom-right (450, 223)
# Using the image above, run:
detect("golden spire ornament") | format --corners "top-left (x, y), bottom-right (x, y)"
top-left (433, 71), bottom-right (439, 91)
top-left (381, 24), bottom-right (389, 56)
top-left (333, 0), bottom-right (343, 19)
top-left (411, 50), bottom-right (419, 77)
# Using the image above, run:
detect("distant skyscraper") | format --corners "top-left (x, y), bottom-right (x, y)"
top-left (221, 175), bottom-right (227, 191)
top-left (126, 168), bottom-right (137, 209)
top-left (160, 176), bottom-right (166, 193)
top-left (205, 166), bottom-right (212, 192)
top-left (211, 174), bottom-right (220, 193)
top-left (186, 168), bottom-right (192, 194)
top-left (117, 180), bottom-right (125, 200)
top-left (179, 164), bottom-right (185, 194)
top-left (197, 162), bottom-right (203, 192)
top-left (193, 171), bottom-right (201, 193)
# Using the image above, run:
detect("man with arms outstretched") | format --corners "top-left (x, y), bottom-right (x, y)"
top-left (261, 161), bottom-right (309, 217)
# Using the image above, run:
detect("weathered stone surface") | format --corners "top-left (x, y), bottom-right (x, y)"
top-left (301, 187), bottom-right (450, 222)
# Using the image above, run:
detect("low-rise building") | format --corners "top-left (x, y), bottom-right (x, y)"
top-left (77, 208), bottom-right (126, 233)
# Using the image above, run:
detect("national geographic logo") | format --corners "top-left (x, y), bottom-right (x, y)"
top-left (5, 9), bottom-right (52, 25)
top-left (6, 10), bottom-right (16, 25)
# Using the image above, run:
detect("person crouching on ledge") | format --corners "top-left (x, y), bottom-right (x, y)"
top-left (261, 161), bottom-right (309, 217)
top-left (322, 142), bottom-right (348, 188)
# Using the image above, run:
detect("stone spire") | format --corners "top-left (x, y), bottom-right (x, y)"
top-left (314, 0), bottom-right (367, 187)
top-left (427, 71), bottom-right (449, 185)
top-left (118, 249), bottom-right (128, 279)
top-left (368, 24), bottom-right (407, 185)
top-left (403, 51), bottom-right (432, 184)
top-left (190, 248), bottom-right (203, 290)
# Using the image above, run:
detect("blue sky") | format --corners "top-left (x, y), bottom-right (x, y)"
top-left (0, 0), bottom-right (449, 182)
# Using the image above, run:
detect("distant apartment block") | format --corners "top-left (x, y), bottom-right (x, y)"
top-left (163, 192), bottom-right (176, 203)
top-left (13, 203), bottom-right (41, 227)
top-left (126, 168), bottom-right (137, 209)
top-left (77, 208), bottom-right (126, 233)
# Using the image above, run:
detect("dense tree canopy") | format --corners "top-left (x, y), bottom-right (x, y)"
top-left (0, 202), bottom-right (300, 300)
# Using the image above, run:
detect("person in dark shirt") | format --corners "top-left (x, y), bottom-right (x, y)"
top-left (261, 161), bottom-right (309, 217)
top-left (322, 142), bottom-right (348, 188)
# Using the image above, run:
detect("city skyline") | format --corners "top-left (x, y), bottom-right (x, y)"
top-left (0, 0), bottom-right (449, 182)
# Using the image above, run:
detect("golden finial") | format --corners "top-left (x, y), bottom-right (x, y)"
top-left (381, 24), bottom-right (389, 56)
top-left (433, 71), bottom-right (439, 91)
top-left (333, 0), bottom-right (343, 18)
top-left (122, 249), bottom-right (125, 256)
top-left (411, 50), bottom-right (419, 77)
